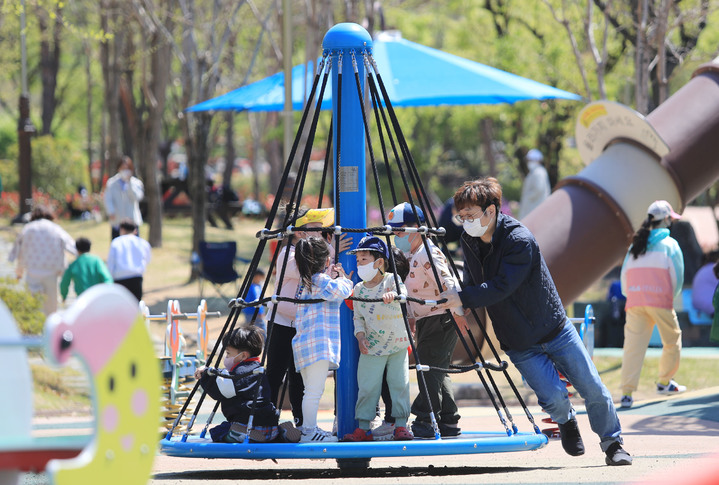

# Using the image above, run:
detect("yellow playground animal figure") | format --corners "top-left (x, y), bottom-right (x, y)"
top-left (44, 284), bottom-right (161, 485)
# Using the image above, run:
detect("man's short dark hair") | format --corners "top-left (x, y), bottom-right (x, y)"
top-left (119, 219), bottom-right (138, 234)
top-left (75, 237), bottom-right (91, 253)
top-left (222, 325), bottom-right (265, 357)
top-left (453, 177), bottom-right (503, 211)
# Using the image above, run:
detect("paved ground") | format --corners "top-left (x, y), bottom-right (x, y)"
top-left (19, 386), bottom-right (719, 485)
top-left (4, 228), bottom-right (719, 485)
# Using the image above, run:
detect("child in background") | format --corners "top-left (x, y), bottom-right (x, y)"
top-left (195, 326), bottom-right (300, 443)
top-left (342, 236), bottom-right (413, 442)
top-left (242, 268), bottom-right (266, 330)
top-left (293, 236), bottom-right (353, 442)
top-left (59, 237), bottom-right (113, 302)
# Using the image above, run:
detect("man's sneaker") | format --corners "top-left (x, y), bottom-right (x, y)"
top-left (557, 417), bottom-right (585, 456)
top-left (410, 420), bottom-right (436, 438)
top-left (657, 380), bottom-right (686, 394)
top-left (605, 441), bottom-right (633, 466)
top-left (300, 426), bottom-right (338, 442)
top-left (393, 426), bottom-right (414, 441)
top-left (279, 421), bottom-right (302, 443)
top-left (620, 395), bottom-right (634, 408)
top-left (438, 422), bottom-right (462, 437)
top-left (342, 427), bottom-right (373, 442)
top-left (371, 421), bottom-right (395, 441)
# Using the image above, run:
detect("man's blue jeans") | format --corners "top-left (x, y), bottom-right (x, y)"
top-left (506, 320), bottom-right (623, 452)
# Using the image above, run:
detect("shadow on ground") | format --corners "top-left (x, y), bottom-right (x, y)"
top-left (153, 464), bottom-right (565, 481)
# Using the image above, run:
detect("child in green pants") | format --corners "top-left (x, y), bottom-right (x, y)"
top-left (342, 236), bottom-right (414, 441)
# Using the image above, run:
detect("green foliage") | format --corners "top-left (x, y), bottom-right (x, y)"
top-left (0, 277), bottom-right (45, 335)
top-left (4, 135), bottom-right (89, 201)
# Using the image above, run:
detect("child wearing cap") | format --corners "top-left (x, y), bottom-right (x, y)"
top-left (342, 236), bottom-right (413, 442)
top-left (387, 202), bottom-right (465, 438)
top-left (619, 200), bottom-right (686, 408)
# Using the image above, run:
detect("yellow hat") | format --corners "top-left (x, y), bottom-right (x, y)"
top-left (295, 208), bottom-right (335, 227)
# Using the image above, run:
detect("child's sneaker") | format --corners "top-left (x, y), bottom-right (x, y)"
top-left (371, 420), bottom-right (395, 441)
top-left (341, 427), bottom-right (373, 442)
top-left (620, 395), bottom-right (633, 408)
top-left (229, 422), bottom-right (267, 442)
top-left (656, 380), bottom-right (686, 394)
top-left (300, 426), bottom-right (338, 442)
top-left (279, 421), bottom-right (302, 443)
top-left (392, 426), bottom-right (414, 441)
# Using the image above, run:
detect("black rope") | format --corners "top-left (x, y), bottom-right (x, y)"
top-left (333, 51), bottom-right (343, 265)
top-left (367, 56), bottom-right (516, 436)
top-left (350, 48), bottom-right (444, 438)
top-left (170, 55), bottom-right (331, 441)
top-left (256, 224), bottom-right (446, 240)
top-left (317, 121), bottom-right (333, 208)
top-left (409, 361), bottom-right (508, 374)
top-left (230, 294), bottom-right (447, 309)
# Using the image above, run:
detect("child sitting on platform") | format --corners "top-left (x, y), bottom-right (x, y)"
top-left (195, 325), bottom-right (301, 443)
top-left (342, 236), bottom-right (413, 441)
top-left (293, 236), bottom-right (353, 442)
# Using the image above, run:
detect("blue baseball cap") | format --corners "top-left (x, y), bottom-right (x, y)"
top-left (348, 236), bottom-right (389, 259)
top-left (387, 202), bottom-right (425, 228)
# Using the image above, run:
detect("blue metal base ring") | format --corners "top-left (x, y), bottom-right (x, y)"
top-left (160, 431), bottom-right (547, 460)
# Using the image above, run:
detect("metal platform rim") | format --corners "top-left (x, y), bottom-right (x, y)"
top-left (160, 430), bottom-right (548, 460)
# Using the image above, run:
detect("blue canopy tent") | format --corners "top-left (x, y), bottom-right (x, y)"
top-left (187, 31), bottom-right (581, 113)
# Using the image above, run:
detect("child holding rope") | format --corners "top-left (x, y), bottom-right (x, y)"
top-left (293, 236), bottom-right (353, 442)
top-left (194, 325), bottom-right (301, 443)
top-left (266, 207), bottom-right (350, 428)
top-left (342, 236), bottom-right (413, 442)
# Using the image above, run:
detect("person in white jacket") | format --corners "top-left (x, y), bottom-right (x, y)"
top-left (104, 156), bottom-right (144, 239)
top-left (518, 148), bottom-right (551, 219)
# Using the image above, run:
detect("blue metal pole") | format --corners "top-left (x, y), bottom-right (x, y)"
top-left (322, 23), bottom-right (372, 439)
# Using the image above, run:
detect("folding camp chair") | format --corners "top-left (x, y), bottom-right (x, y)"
top-left (197, 241), bottom-right (242, 301)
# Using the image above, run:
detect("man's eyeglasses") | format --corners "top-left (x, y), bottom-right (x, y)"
top-left (454, 207), bottom-right (489, 224)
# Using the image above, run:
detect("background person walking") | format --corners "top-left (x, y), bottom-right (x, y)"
top-left (619, 200), bottom-right (685, 408)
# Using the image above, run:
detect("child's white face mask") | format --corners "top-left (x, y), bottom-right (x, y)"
top-left (357, 262), bottom-right (379, 282)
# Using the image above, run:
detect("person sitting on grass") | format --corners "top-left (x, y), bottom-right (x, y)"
top-left (195, 325), bottom-right (301, 443)
top-left (59, 237), bottom-right (113, 303)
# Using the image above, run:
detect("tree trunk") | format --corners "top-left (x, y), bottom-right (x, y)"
top-left (100, 0), bottom-right (123, 177)
top-left (139, 15), bottom-right (172, 248)
top-left (634, 0), bottom-right (650, 114)
top-left (37, 3), bottom-right (62, 136)
top-left (85, 40), bottom-right (94, 192)
top-left (480, 118), bottom-right (497, 178)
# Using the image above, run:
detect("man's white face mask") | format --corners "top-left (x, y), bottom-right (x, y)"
top-left (463, 208), bottom-right (493, 238)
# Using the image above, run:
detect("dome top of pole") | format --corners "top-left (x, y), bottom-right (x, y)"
top-left (322, 23), bottom-right (372, 51)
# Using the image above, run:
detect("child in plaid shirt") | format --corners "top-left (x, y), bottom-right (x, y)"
top-left (293, 236), bottom-right (353, 442)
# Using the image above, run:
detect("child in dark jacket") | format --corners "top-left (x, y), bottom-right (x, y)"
top-left (195, 325), bottom-right (300, 443)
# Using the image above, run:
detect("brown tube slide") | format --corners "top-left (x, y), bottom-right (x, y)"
top-left (524, 58), bottom-right (719, 305)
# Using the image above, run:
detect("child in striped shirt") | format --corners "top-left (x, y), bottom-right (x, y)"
top-left (292, 236), bottom-right (353, 442)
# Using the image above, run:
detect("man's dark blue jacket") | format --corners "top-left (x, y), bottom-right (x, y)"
top-left (459, 212), bottom-right (567, 351)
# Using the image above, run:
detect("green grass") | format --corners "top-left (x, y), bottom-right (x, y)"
top-left (31, 363), bottom-right (92, 413)
top-left (592, 354), bottom-right (719, 401)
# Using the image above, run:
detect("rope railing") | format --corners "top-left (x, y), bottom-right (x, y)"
top-left (228, 293), bottom-right (447, 309)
